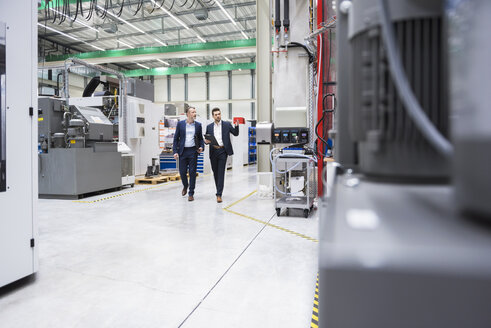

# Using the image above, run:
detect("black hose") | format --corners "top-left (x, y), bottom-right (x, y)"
top-left (283, 0), bottom-right (290, 30)
top-left (274, 0), bottom-right (281, 33)
top-left (281, 42), bottom-right (314, 63)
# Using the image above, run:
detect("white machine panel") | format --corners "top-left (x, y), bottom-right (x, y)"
top-left (126, 96), bottom-right (163, 175)
top-left (0, 0), bottom-right (38, 287)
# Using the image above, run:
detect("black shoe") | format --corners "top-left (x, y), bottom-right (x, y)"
top-left (182, 188), bottom-right (187, 196)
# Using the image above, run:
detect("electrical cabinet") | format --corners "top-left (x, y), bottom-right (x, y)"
top-left (0, 0), bottom-right (38, 287)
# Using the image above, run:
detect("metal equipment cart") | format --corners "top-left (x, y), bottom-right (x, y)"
top-left (273, 154), bottom-right (316, 218)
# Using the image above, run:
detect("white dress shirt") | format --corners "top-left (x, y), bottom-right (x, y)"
top-left (214, 120), bottom-right (224, 146)
top-left (184, 121), bottom-right (196, 147)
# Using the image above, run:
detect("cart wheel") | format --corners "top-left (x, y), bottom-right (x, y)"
top-left (276, 208), bottom-right (281, 217)
top-left (304, 209), bottom-right (309, 218)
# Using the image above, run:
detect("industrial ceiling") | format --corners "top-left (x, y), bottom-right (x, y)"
top-left (37, 0), bottom-right (257, 71)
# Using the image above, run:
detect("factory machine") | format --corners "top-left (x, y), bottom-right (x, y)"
top-left (318, 0), bottom-right (491, 327)
top-left (258, 121), bottom-right (314, 217)
top-left (38, 97), bottom-right (122, 199)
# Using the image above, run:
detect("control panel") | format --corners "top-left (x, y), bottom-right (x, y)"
top-left (273, 128), bottom-right (309, 144)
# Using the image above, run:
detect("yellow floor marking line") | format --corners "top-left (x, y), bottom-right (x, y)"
top-left (223, 190), bottom-right (319, 243)
top-left (73, 173), bottom-right (213, 204)
top-left (223, 191), bottom-right (320, 326)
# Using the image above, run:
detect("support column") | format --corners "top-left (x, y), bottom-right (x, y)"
top-left (167, 75), bottom-right (171, 102)
top-left (228, 70), bottom-right (232, 119)
top-left (205, 71), bottom-right (210, 119)
top-left (184, 73), bottom-right (188, 101)
top-left (251, 68), bottom-right (255, 120)
top-left (256, 0), bottom-right (272, 173)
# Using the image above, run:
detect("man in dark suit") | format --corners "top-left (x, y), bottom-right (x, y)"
top-left (173, 106), bottom-right (204, 201)
top-left (205, 107), bottom-right (239, 203)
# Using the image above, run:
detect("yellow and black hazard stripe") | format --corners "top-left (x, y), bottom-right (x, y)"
top-left (311, 273), bottom-right (319, 328)
top-left (72, 180), bottom-right (181, 203)
top-left (73, 173), bottom-right (213, 204)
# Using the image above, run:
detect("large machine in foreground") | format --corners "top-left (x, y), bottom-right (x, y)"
top-left (38, 97), bottom-right (122, 199)
top-left (319, 0), bottom-right (491, 327)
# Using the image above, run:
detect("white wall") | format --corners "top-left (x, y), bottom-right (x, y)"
top-left (154, 76), bottom-right (168, 103)
top-left (189, 73), bottom-right (206, 101)
top-left (153, 70), bottom-right (255, 120)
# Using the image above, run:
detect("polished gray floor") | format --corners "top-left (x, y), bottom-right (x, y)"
top-left (0, 166), bottom-right (319, 328)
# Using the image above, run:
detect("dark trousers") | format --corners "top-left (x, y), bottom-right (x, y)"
top-left (179, 147), bottom-right (198, 196)
top-left (210, 148), bottom-right (228, 196)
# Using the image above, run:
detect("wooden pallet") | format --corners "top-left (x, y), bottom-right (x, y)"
top-left (135, 176), bottom-right (169, 185)
top-left (166, 174), bottom-right (181, 181)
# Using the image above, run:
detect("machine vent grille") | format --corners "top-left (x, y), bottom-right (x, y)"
top-left (350, 17), bottom-right (449, 180)
top-left (121, 155), bottom-right (134, 177)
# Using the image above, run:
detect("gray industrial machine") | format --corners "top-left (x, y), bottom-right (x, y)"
top-left (319, 0), bottom-right (491, 327)
top-left (345, 0), bottom-right (450, 180)
top-left (319, 166), bottom-right (491, 328)
top-left (38, 97), bottom-right (122, 199)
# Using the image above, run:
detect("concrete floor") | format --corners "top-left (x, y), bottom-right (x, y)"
top-left (0, 166), bottom-right (318, 328)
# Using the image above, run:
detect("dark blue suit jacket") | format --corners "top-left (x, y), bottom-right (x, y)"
top-left (206, 121), bottom-right (239, 156)
top-left (172, 120), bottom-right (205, 156)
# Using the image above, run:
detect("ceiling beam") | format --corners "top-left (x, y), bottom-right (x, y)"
top-left (123, 62), bottom-right (256, 77)
top-left (40, 38), bottom-right (256, 67)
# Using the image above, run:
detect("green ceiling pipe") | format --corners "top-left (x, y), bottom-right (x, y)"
top-left (45, 39), bottom-right (257, 62)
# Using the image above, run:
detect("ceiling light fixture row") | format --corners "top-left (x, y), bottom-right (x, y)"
top-left (215, 0), bottom-right (249, 39)
top-left (188, 59), bottom-right (202, 67)
top-left (37, 23), bottom-right (105, 51)
top-left (136, 63), bottom-right (150, 69)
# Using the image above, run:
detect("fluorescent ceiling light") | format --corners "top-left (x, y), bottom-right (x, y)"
top-left (136, 63), bottom-right (150, 69)
top-left (97, 5), bottom-right (146, 34)
top-left (38, 23), bottom-right (80, 42)
top-left (37, 23), bottom-right (105, 51)
top-left (215, 0), bottom-right (238, 26)
top-left (49, 8), bottom-right (98, 32)
top-left (118, 40), bottom-right (134, 49)
top-left (196, 35), bottom-right (206, 43)
top-left (154, 38), bottom-right (167, 46)
top-left (188, 59), bottom-right (201, 67)
top-left (91, 45), bottom-right (105, 51)
top-left (215, 1), bottom-right (249, 40)
top-left (156, 59), bottom-right (170, 66)
top-left (224, 56), bottom-right (233, 64)
top-left (149, 0), bottom-right (190, 30)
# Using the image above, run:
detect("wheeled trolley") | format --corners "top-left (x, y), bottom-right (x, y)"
top-left (273, 154), bottom-right (316, 218)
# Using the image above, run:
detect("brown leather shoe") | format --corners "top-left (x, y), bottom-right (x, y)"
top-left (188, 195), bottom-right (194, 202)
top-left (182, 188), bottom-right (187, 196)
top-left (217, 196), bottom-right (222, 203)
